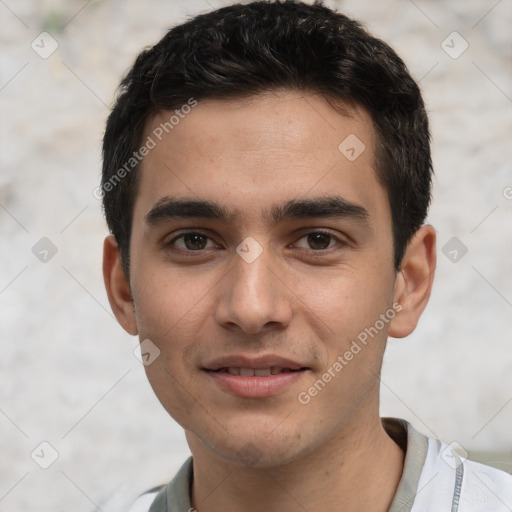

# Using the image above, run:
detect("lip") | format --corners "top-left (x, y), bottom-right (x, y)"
top-left (205, 369), bottom-right (308, 398)
top-left (203, 354), bottom-right (306, 371)
top-left (203, 354), bottom-right (309, 398)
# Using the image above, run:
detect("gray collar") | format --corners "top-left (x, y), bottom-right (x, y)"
top-left (383, 417), bottom-right (429, 512)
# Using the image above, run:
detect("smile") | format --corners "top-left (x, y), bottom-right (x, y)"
top-left (212, 367), bottom-right (305, 376)
top-left (205, 367), bottom-right (308, 398)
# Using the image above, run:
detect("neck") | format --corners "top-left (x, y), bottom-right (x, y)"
top-left (187, 414), bottom-right (405, 512)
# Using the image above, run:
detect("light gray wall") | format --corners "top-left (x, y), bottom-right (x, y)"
top-left (1, 0), bottom-right (510, 510)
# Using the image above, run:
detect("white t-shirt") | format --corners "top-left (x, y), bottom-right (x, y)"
top-left (128, 418), bottom-right (512, 511)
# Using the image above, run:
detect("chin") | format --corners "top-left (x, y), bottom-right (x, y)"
top-left (191, 419), bottom-right (317, 469)
top-left (215, 440), bottom-right (303, 469)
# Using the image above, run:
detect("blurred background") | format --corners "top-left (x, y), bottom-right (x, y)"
top-left (1, 0), bottom-right (511, 510)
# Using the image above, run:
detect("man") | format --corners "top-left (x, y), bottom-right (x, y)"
top-left (100, 1), bottom-right (512, 510)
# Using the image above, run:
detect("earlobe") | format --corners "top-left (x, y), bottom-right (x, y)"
top-left (102, 235), bottom-right (138, 335)
top-left (388, 225), bottom-right (436, 339)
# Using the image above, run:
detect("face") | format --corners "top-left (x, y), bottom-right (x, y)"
top-left (119, 91), bottom-right (404, 467)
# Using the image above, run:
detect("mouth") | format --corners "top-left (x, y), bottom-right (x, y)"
top-left (209, 366), bottom-right (308, 376)
top-left (203, 357), bottom-right (310, 398)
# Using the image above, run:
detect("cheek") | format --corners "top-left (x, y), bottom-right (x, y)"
top-left (297, 266), bottom-right (394, 338)
top-left (131, 262), bottom-right (216, 396)
top-left (137, 306), bottom-right (206, 429)
top-left (295, 275), bottom-right (392, 419)
top-left (132, 258), bottom-right (207, 338)
top-left (294, 265), bottom-right (396, 404)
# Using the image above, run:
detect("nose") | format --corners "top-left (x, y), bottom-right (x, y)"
top-left (214, 249), bottom-right (293, 335)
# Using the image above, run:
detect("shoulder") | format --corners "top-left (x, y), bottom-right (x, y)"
top-left (415, 433), bottom-right (512, 511)
top-left (384, 418), bottom-right (512, 512)
top-left (460, 457), bottom-right (512, 509)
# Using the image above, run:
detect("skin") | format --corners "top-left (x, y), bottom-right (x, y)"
top-left (103, 90), bottom-right (436, 512)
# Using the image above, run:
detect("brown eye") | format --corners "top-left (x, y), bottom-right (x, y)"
top-left (168, 232), bottom-right (215, 251)
top-left (307, 233), bottom-right (333, 250)
top-left (182, 233), bottom-right (208, 250)
top-left (293, 230), bottom-right (347, 253)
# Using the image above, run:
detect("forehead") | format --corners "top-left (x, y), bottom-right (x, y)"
top-left (134, 91), bottom-right (387, 227)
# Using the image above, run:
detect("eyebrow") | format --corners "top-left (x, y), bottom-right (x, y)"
top-left (145, 195), bottom-right (370, 227)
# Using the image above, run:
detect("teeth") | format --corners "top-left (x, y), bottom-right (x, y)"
top-left (217, 367), bottom-right (303, 375)
top-left (254, 368), bottom-right (271, 376)
top-left (219, 367), bottom-right (289, 376)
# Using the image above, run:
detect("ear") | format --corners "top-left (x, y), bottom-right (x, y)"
top-left (388, 225), bottom-right (436, 338)
top-left (102, 235), bottom-right (138, 335)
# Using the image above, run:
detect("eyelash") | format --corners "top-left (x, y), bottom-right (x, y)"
top-left (165, 230), bottom-right (347, 255)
